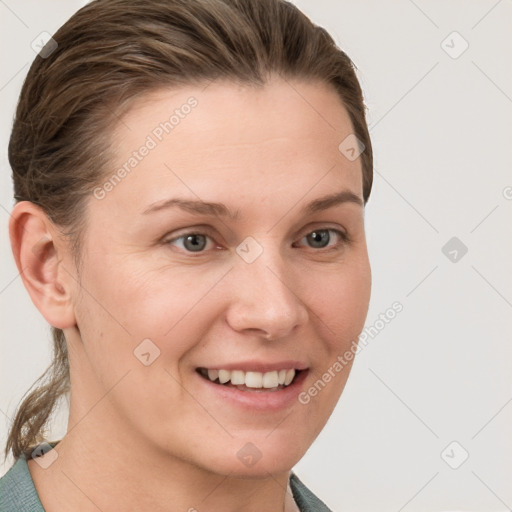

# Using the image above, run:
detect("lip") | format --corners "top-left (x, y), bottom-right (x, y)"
top-left (195, 367), bottom-right (309, 412)
top-left (198, 360), bottom-right (309, 373)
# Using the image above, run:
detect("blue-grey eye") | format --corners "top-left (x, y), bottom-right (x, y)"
top-left (305, 230), bottom-right (331, 248)
top-left (172, 233), bottom-right (209, 252)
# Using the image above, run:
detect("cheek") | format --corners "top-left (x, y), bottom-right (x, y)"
top-left (306, 257), bottom-right (371, 346)
top-left (77, 254), bottom-right (228, 364)
top-left (296, 261), bottom-right (370, 437)
top-left (117, 265), bottom-right (227, 343)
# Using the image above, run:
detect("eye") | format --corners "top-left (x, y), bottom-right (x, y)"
top-left (295, 228), bottom-right (348, 250)
top-left (165, 227), bottom-right (349, 254)
top-left (167, 233), bottom-right (213, 252)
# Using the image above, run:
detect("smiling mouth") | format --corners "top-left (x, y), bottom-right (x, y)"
top-left (197, 368), bottom-right (301, 392)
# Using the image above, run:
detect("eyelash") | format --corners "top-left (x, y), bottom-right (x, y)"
top-left (165, 228), bottom-right (351, 254)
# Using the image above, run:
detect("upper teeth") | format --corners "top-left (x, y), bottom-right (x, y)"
top-left (204, 368), bottom-right (296, 388)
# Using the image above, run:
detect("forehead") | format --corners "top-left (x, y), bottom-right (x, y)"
top-left (101, 77), bottom-right (363, 216)
top-left (117, 77), bottom-right (355, 145)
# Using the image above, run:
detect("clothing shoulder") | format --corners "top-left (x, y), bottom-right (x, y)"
top-left (289, 472), bottom-right (333, 512)
top-left (0, 456), bottom-right (45, 512)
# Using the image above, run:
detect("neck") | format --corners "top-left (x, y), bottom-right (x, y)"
top-left (28, 420), bottom-right (296, 512)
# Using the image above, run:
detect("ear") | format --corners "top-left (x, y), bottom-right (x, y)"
top-left (9, 201), bottom-right (77, 330)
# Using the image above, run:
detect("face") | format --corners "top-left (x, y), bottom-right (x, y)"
top-left (69, 77), bottom-right (371, 476)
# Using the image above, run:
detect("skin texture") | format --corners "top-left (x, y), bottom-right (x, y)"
top-left (10, 76), bottom-right (371, 512)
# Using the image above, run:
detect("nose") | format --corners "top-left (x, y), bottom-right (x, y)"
top-left (225, 249), bottom-right (309, 340)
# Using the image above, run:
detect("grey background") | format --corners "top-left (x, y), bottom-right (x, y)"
top-left (1, 1), bottom-right (511, 511)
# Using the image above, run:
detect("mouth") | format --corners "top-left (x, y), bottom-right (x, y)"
top-left (196, 367), bottom-right (302, 392)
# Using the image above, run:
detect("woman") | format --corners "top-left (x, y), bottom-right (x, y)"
top-left (0, 0), bottom-right (373, 510)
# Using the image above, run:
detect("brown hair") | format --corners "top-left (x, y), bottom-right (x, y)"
top-left (5, 0), bottom-right (373, 462)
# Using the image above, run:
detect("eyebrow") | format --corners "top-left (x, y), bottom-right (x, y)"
top-left (142, 189), bottom-right (363, 219)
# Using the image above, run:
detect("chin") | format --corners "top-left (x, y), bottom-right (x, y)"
top-left (202, 436), bottom-right (308, 478)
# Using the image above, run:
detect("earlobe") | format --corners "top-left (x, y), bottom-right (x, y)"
top-left (9, 201), bottom-right (77, 330)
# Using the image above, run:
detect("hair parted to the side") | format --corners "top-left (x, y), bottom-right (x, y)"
top-left (5, 0), bottom-right (373, 462)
